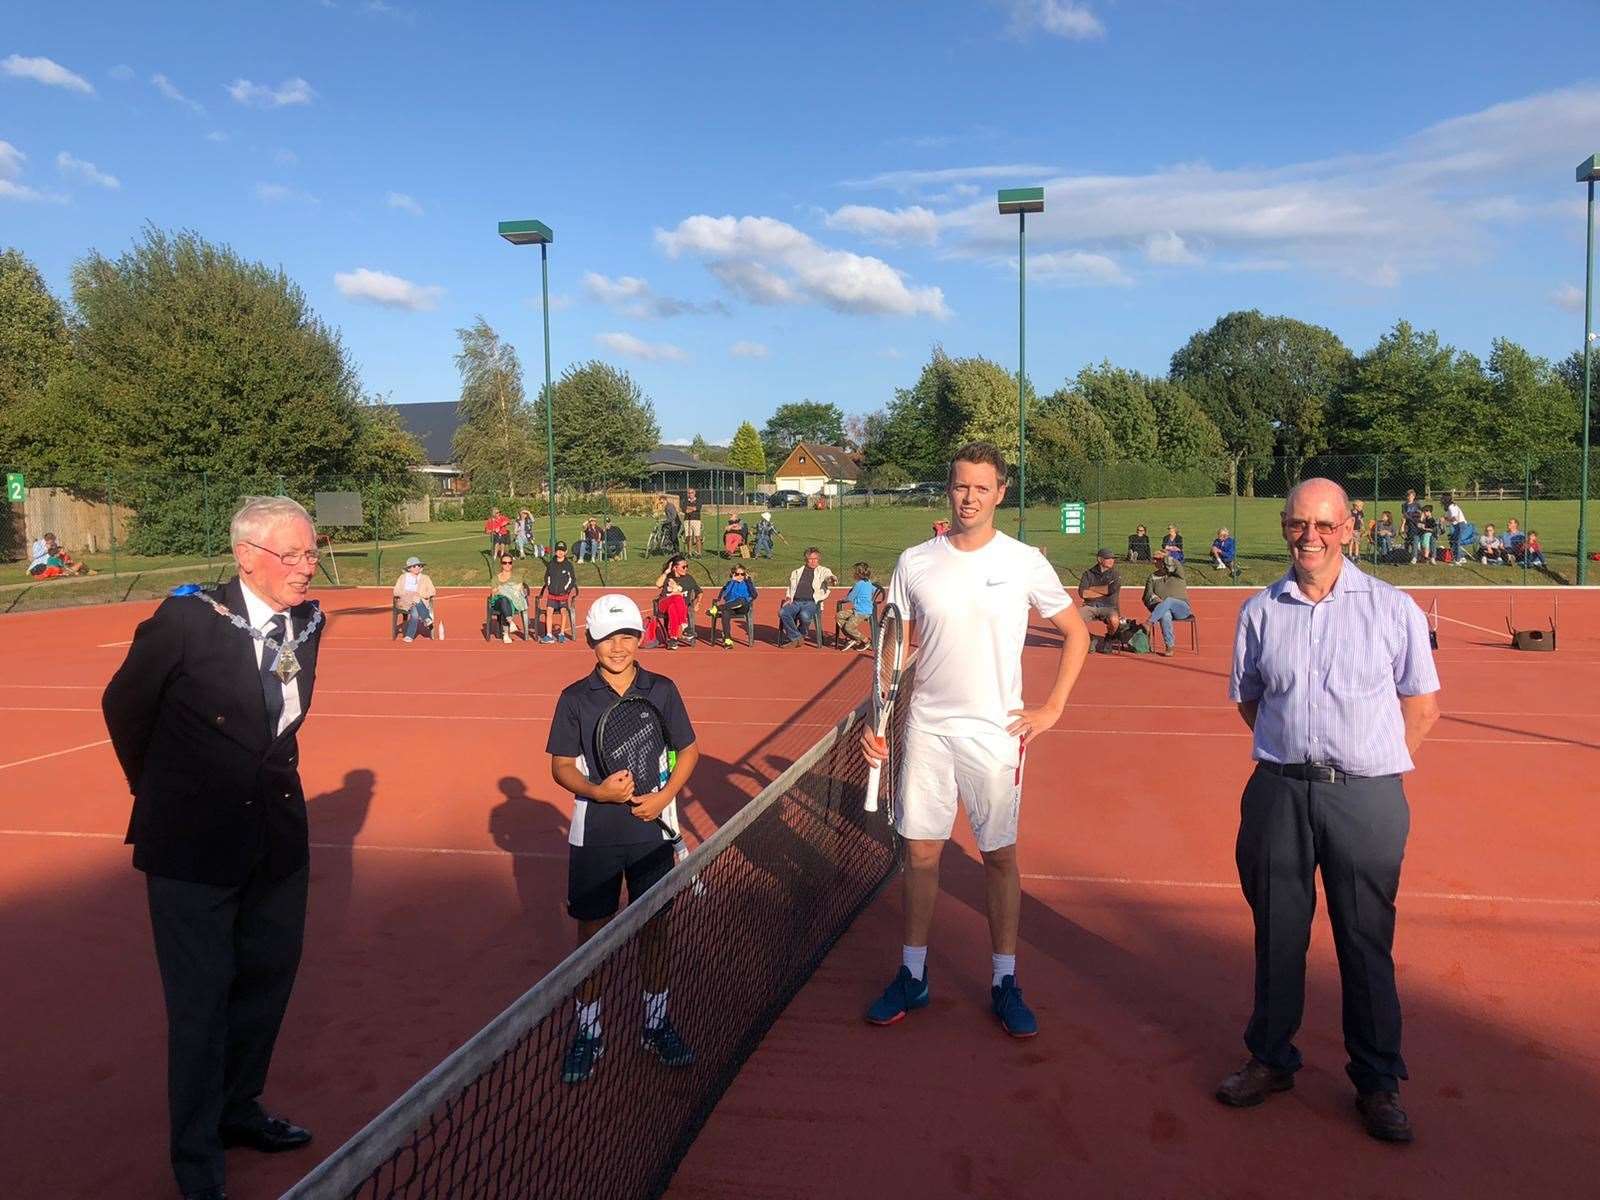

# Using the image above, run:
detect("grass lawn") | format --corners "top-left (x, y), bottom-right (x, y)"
top-left (3, 494), bottom-right (1587, 616)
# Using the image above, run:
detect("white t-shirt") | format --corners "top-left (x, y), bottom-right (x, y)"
top-left (887, 530), bottom-right (1071, 738)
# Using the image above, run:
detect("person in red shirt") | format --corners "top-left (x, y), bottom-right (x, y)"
top-left (485, 508), bottom-right (512, 560)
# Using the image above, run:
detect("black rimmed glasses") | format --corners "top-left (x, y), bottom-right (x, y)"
top-left (246, 540), bottom-right (320, 566)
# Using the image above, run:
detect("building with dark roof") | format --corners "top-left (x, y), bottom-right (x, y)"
top-left (392, 401), bottom-right (467, 492)
top-left (772, 442), bottom-right (862, 496)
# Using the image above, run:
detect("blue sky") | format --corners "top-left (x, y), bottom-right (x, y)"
top-left (4, 0), bottom-right (1597, 443)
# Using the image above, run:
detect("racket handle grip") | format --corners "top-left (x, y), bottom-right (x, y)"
top-left (864, 762), bottom-right (883, 813)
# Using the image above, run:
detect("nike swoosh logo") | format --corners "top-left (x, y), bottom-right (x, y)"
top-left (985, 579), bottom-right (1006, 587)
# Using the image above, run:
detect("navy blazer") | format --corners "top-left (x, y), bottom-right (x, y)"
top-left (102, 578), bottom-right (323, 885)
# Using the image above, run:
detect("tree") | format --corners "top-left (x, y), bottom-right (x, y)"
top-left (761, 399), bottom-right (844, 461)
top-left (3, 226), bottom-right (420, 552)
top-left (1145, 377), bottom-right (1226, 469)
top-left (1026, 388), bottom-right (1113, 502)
top-left (864, 461), bottom-right (911, 490)
top-left (726, 420), bottom-right (767, 473)
top-left (1484, 338), bottom-right (1581, 469)
top-left (545, 360), bottom-right (660, 486)
top-left (1075, 361), bottom-right (1158, 461)
top-left (453, 317), bottom-right (541, 498)
top-left (1556, 348), bottom-right (1597, 447)
top-left (1169, 310), bottom-right (1351, 493)
top-left (688, 433), bottom-right (727, 464)
top-left (0, 247), bottom-right (69, 409)
top-left (863, 348), bottom-right (1031, 482)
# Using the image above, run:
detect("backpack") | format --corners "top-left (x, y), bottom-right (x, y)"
top-left (1124, 624), bottom-right (1151, 654)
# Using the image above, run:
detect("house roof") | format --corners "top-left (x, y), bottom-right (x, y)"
top-left (779, 442), bottom-right (861, 481)
top-left (646, 445), bottom-right (715, 471)
top-left (392, 401), bottom-right (460, 466)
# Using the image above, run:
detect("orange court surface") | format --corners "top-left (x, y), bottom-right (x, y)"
top-left (3, 584), bottom-right (1598, 1200)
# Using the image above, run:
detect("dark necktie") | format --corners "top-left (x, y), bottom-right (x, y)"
top-left (261, 615), bottom-right (286, 736)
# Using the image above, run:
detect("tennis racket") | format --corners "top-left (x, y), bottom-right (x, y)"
top-left (863, 603), bottom-right (905, 815)
top-left (594, 695), bottom-right (701, 890)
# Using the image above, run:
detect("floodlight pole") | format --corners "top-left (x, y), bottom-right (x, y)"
top-left (1577, 157), bottom-right (1598, 586)
top-left (540, 242), bottom-right (556, 549)
top-left (998, 187), bottom-right (1045, 543)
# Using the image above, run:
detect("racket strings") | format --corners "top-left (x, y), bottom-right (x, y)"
top-left (601, 720), bottom-right (667, 793)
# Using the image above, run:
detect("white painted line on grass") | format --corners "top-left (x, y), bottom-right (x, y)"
top-left (0, 738), bottom-right (112, 771)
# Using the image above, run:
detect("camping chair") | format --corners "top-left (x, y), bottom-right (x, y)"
top-left (483, 588), bottom-right (533, 641)
top-left (392, 596), bottom-right (443, 641)
top-left (602, 528), bottom-right (627, 561)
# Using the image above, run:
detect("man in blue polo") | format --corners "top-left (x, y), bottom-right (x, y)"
top-left (1218, 478), bottom-right (1440, 1143)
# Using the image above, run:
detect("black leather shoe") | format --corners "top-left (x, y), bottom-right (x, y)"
top-left (220, 1115), bottom-right (313, 1152)
top-left (181, 1188), bottom-right (227, 1200)
top-left (1356, 1091), bottom-right (1415, 1143)
top-left (1215, 1058), bottom-right (1295, 1107)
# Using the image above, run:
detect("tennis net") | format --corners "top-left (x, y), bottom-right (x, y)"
top-left (283, 674), bottom-right (910, 1200)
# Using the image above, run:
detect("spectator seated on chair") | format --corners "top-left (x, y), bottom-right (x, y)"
top-left (602, 518), bottom-right (626, 561)
top-left (1142, 551), bottom-right (1191, 657)
top-left (1374, 511), bottom-right (1397, 561)
top-left (539, 542), bottom-right (580, 643)
top-left (722, 514), bottom-right (744, 559)
top-left (1161, 524), bottom-right (1184, 562)
top-left (1077, 548), bottom-right (1123, 638)
top-left (575, 517), bottom-right (602, 563)
top-left (489, 554), bottom-right (530, 644)
top-left (392, 555), bottom-right (438, 641)
top-left (1126, 525), bottom-right (1151, 563)
top-left (838, 561), bottom-right (878, 651)
top-left (653, 554), bottom-right (702, 648)
top-left (779, 547), bottom-right (835, 646)
top-left (710, 563), bottom-right (758, 647)
top-left (1209, 528), bottom-right (1236, 572)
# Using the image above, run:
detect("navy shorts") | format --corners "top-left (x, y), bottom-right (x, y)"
top-left (567, 841), bottom-right (674, 921)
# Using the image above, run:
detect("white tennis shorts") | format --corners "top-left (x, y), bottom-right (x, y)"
top-left (895, 726), bottom-right (1026, 852)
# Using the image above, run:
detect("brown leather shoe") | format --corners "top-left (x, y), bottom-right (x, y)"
top-left (1215, 1059), bottom-right (1295, 1107)
top-left (1356, 1091), bottom-right (1415, 1143)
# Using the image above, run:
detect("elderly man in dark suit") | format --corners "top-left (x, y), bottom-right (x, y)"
top-left (103, 497), bottom-right (326, 1200)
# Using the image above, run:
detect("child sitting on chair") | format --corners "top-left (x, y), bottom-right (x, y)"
top-left (710, 564), bottom-right (757, 647)
top-left (840, 562), bottom-right (876, 651)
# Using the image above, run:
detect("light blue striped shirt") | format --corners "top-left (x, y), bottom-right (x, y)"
top-left (1229, 562), bottom-right (1440, 776)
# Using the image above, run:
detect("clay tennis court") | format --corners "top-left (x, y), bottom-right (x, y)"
top-left (4, 585), bottom-right (1597, 1199)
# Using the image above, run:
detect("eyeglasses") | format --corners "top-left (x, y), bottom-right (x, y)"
top-left (1282, 518), bottom-right (1349, 537)
top-left (246, 540), bottom-right (320, 566)
top-left (500, 558), bottom-right (514, 564)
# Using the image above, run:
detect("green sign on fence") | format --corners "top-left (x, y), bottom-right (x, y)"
top-left (4, 472), bottom-right (24, 503)
top-left (1059, 502), bottom-right (1085, 534)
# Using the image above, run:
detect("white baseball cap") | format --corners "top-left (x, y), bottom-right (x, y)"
top-left (585, 593), bottom-right (645, 641)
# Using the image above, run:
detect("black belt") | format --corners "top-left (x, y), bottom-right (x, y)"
top-left (1257, 760), bottom-right (1357, 784)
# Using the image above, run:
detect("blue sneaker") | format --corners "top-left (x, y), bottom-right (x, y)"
top-left (866, 966), bottom-right (930, 1025)
top-left (561, 1032), bottom-right (604, 1083)
top-left (991, 975), bottom-right (1037, 1038)
top-left (642, 1021), bottom-right (695, 1068)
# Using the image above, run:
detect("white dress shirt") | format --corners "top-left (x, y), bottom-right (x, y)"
top-left (238, 580), bottom-right (302, 737)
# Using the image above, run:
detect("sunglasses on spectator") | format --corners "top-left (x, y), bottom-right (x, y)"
top-left (1282, 518), bottom-right (1349, 536)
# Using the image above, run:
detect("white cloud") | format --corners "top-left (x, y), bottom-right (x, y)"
top-left (0, 141), bottom-right (25, 179)
top-left (1029, 250), bottom-right (1132, 286)
top-left (109, 64), bottom-right (135, 82)
top-left (2, 54), bottom-right (94, 94)
top-left (56, 151), bottom-right (120, 190)
top-left (254, 182), bottom-right (318, 204)
top-left (825, 204), bottom-right (940, 245)
top-left (152, 72), bottom-right (205, 114)
top-left (596, 331), bottom-right (688, 362)
top-left (1143, 231), bottom-right (1200, 265)
top-left (362, 0), bottom-right (416, 19)
top-left (582, 271), bottom-right (727, 318)
top-left (878, 347), bottom-right (904, 360)
top-left (334, 268), bottom-right (443, 311)
top-left (385, 190), bottom-right (423, 216)
top-left (1001, 0), bottom-right (1105, 41)
top-left (227, 77), bottom-right (315, 108)
top-left (842, 163), bottom-right (1058, 193)
top-left (658, 214), bottom-right (949, 318)
top-left (729, 340), bottom-right (769, 359)
top-left (930, 84), bottom-right (1600, 288)
top-left (524, 292), bottom-right (574, 313)
top-left (0, 141), bottom-right (65, 203)
top-left (1551, 284), bottom-right (1585, 314)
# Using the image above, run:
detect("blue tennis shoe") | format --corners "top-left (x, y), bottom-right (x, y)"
top-left (866, 966), bottom-right (930, 1025)
top-left (991, 974), bottom-right (1037, 1038)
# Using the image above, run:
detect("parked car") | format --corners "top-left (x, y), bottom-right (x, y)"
top-left (767, 489), bottom-right (809, 508)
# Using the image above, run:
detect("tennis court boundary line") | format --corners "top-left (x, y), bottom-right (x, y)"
top-left (1019, 871), bottom-right (1600, 908)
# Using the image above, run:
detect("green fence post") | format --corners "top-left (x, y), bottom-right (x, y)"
top-left (1231, 484), bottom-right (1240, 577)
top-left (372, 485), bottom-right (382, 586)
top-left (1523, 458), bottom-right (1531, 587)
top-left (202, 471), bottom-right (214, 580)
top-left (837, 476), bottom-right (845, 570)
top-left (1094, 463), bottom-right (1103, 556)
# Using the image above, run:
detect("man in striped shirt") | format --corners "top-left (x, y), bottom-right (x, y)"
top-left (1219, 478), bottom-right (1440, 1143)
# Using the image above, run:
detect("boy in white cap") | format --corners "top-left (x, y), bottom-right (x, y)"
top-left (547, 594), bottom-right (700, 1083)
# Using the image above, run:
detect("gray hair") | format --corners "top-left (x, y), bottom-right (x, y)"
top-left (1283, 477), bottom-right (1351, 519)
top-left (231, 496), bottom-right (314, 547)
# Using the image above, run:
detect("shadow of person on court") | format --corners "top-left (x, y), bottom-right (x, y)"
top-left (306, 768), bottom-right (376, 933)
top-left (488, 776), bottom-right (569, 918)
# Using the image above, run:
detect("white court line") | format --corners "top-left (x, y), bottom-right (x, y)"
top-left (96, 639), bottom-right (131, 648)
top-left (0, 738), bottom-right (111, 771)
top-left (1020, 871), bottom-right (1600, 909)
top-left (1433, 613), bottom-right (1513, 640)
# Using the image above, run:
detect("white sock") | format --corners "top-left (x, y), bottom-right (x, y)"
top-left (643, 989), bottom-right (669, 1031)
top-left (992, 953), bottom-right (1016, 987)
top-left (901, 945), bottom-right (928, 981)
top-left (576, 999), bottom-right (602, 1039)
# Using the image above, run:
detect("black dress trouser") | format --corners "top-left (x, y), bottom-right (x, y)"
top-left (1235, 766), bottom-right (1410, 1094)
top-left (146, 862), bottom-right (309, 1193)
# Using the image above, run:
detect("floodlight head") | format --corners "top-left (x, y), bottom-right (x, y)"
top-left (997, 186), bottom-right (1045, 215)
top-left (499, 219), bottom-right (553, 246)
top-left (1578, 155), bottom-right (1600, 183)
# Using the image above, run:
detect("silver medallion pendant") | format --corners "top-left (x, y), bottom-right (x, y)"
top-left (272, 646), bottom-right (302, 684)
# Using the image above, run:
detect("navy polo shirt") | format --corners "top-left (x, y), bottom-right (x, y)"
top-left (547, 664), bottom-right (696, 847)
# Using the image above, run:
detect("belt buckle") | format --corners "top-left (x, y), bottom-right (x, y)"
top-left (1308, 763), bottom-right (1338, 784)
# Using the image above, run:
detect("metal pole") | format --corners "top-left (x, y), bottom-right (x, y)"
top-left (1523, 458), bottom-right (1532, 587)
top-left (107, 474), bottom-right (118, 584)
top-left (1372, 454), bottom-right (1381, 565)
top-left (203, 470), bottom-right (214, 580)
top-left (1017, 209), bottom-right (1030, 540)
top-left (837, 476), bottom-right (845, 568)
top-left (541, 242), bottom-right (557, 550)
top-left (1579, 179), bottom-right (1594, 585)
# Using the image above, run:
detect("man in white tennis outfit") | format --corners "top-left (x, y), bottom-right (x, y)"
top-left (862, 442), bottom-right (1090, 1036)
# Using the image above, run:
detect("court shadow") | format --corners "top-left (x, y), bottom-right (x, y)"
top-left (488, 775), bottom-right (569, 917)
top-left (1441, 713), bottom-right (1600, 752)
top-left (306, 768), bottom-right (376, 930)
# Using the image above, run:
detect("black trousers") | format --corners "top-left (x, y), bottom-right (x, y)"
top-left (1235, 766), bottom-right (1410, 1094)
top-left (146, 863), bottom-right (309, 1193)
